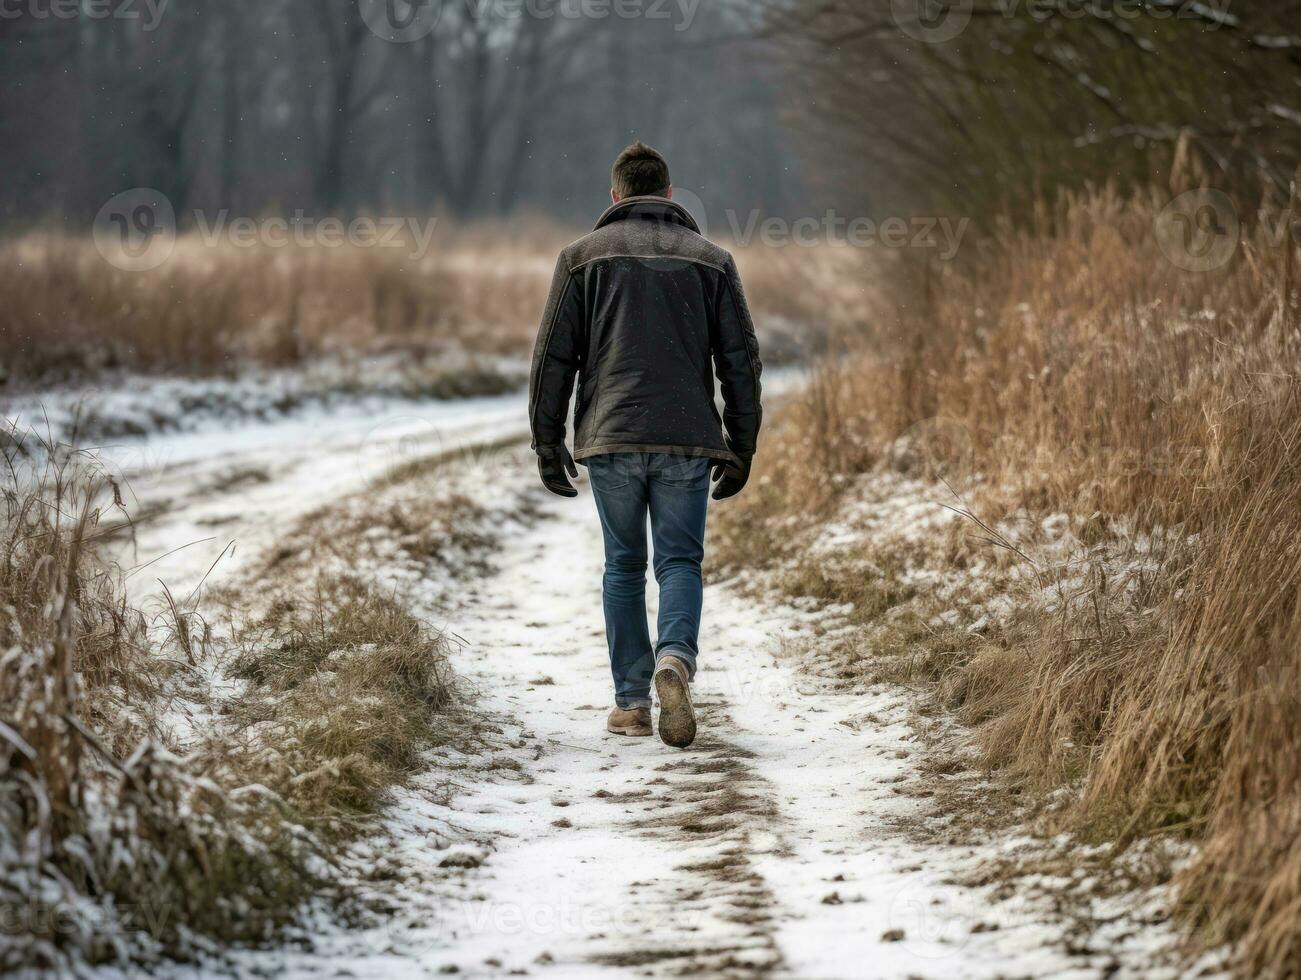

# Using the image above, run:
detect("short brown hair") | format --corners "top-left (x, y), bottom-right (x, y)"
top-left (611, 142), bottom-right (671, 199)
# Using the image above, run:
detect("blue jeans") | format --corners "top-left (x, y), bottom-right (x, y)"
top-left (586, 452), bottom-right (711, 709)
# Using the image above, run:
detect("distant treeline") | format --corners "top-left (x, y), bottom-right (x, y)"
top-left (0, 0), bottom-right (801, 229)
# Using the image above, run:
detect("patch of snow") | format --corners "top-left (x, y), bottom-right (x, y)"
top-left (1, 353), bottom-right (528, 446)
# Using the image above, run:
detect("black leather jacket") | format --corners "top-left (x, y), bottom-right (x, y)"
top-left (528, 196), bottom-right (763, 465)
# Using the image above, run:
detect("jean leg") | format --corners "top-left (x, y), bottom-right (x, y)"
top-left (588, 455), bottom-right (654, 708)
top-left (647, 456), bottom-right (710, 679)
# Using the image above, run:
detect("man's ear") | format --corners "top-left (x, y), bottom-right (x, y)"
top-left (665, 186), bottom-right (673, 200)
top-left (611, 187), bottom-right (620, 204)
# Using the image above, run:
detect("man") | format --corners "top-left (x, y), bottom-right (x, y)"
top-left (528, 142), bottom-right (763, 749)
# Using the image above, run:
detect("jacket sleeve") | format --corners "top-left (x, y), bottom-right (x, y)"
top-left (528, 250), bottom-right (585, 451)
top-left (711, 255), bottom-right (764, 458)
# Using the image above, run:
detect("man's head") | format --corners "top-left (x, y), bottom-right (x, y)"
top-left (611, 141), bottom-right (672, 203)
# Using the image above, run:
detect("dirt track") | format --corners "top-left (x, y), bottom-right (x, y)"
top-left (104, 399), bottom-right (1193, 979)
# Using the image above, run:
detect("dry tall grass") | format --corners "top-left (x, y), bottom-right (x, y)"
top-left (1, 219), bottom-right (841, 386)
top-left (0, 223), bottom-right (564, 384)
top-left (0, 434), bottom-right (319, 968)
top-left (216, 575), bottom-right (463, 821)
top-left (0, 431), bottom-right (466, 970)
top-left (730, 241), bottom-right (880, 362)
top-left (715, 182), bottom-right (1300, 976)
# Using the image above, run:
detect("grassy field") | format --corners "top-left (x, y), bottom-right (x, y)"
top-left (712, 182), bottom-right (1300, 977)
top-left (0, 220), bottom-right (848, 388)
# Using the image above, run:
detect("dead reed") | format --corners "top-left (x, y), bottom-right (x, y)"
top-left (0, 222), bottom-right (563, 384)
top-left (0, 427), bottom-right (466, 970)
top-left (0, 431), bottom-right (322, 969)
top-left (714, 181), bottom-right (1300, 976)
top-left (1, 220), bottom-right (838, 386)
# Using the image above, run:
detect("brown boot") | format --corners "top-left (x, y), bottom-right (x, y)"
top-left (607, 705), bottom-right (652, 737)
top-left (654, 655), bottom-right (696, 748)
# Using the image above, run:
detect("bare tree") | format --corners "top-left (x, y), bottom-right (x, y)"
top-left (311, 0), bottom-right (388, 213)
top-left (0, 0), bottom-right (804, 228)
top-left (773, 0), bottom-right (1301, 222)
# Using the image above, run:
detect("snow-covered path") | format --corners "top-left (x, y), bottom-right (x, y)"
top-left (299, 484), bottom-right (1170, 980)
top-left (100, 397), bottom-right (1190, 980)
top-left (95, 392), bottom-right (530, 599)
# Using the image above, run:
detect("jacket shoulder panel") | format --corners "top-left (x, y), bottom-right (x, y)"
top-left (564, 223), bottom-right (730, 274)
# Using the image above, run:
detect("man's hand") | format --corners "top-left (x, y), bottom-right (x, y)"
top-left (710, 455), bottom-right (752, 500)
top-left (537, 444), bottom-right (579, 498)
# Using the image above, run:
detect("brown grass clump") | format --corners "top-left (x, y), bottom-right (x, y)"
top-left (220, 576), bottom-right (462, 819)
top-left (0, 432), bottom-right (320, 970)
top-left (0, 426), bottom-right (470, 971)
top-left (714, 181), bottom-right (1300, 975)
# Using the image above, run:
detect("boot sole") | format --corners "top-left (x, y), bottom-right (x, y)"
top-left (606, 723), bottom-right (653, 737)
top-left (654, 664), bottom-right (696, 748)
